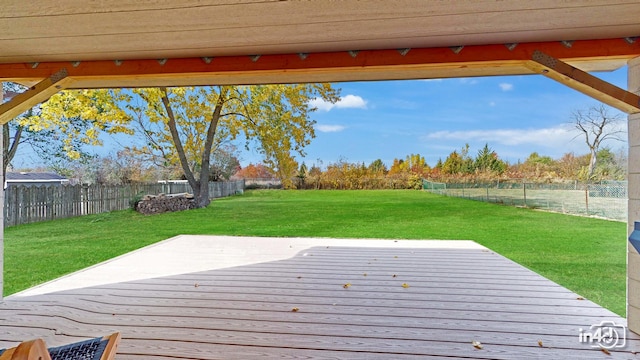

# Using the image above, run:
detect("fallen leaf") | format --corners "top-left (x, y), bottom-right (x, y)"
top-left (291, 307), bottom-right (299, 312)
top-left (394, 256), bottom-right (398, 259)
top-left (363, 273), bottom-right (367, 277)
top-left (537, 340), bottom-right (543, 347)
top-left (600, 346), bottom-right (611, 355)
top-left (194, 283), bottom-right (199, 288)
top-left (297, 276), bottom-right (302, 279)
top-left (472, 340), bottom-right (483, 349)
top-left (402, 283), bottom-right (410, 288)
top-left (343, 283), bottom-right (351, 289)
top-left (392, 274), bottom-right (397, 278)
top-left (576, 297), bottom-right (584, 300)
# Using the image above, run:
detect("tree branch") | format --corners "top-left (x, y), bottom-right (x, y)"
top-left (229, 88), bottom-right (259, 127)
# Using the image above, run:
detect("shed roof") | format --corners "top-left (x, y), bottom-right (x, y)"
top-left (5, 172), bottom-right (68, 182)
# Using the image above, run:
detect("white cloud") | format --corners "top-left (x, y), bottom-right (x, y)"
top-left (424, 125), bottom-right (578, 148)
top-left (499, 83), bottom-right (514, 91)
top-left (308, 97), bottom-right (334, 111)
top-left (316, 124), bottom-right (346, 133)
top-left (310, 94), bottom-right (368, 111)
top-left (337, 94), bottom-right (368, 109)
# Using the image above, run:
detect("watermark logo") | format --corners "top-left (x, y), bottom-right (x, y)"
top-left (579, 321), bottom-right (626, 349)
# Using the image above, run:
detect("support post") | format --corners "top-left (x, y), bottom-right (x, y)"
top-left (0, 83), bottom-right (4, 300)
top-left (627, 56), bottom-right (640, 334)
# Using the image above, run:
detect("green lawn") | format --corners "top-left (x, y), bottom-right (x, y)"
top-left (5, 190), bottom-right (627, 316)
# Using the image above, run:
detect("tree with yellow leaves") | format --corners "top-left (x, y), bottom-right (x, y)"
top-left (1, 83), bottom-right (132, 173)
top-left (129, 84), bottom-right (338, 207)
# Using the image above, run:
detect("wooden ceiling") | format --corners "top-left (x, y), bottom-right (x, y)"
top-left (0, 1), bottom-right (639, 89)
top-left (2, 0), bottom-right (640, 63)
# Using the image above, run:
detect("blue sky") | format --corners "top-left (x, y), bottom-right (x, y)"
top-left (240, 67), bottom-right (628, 169)
top-left (10, 68), bottom-right (629, 170)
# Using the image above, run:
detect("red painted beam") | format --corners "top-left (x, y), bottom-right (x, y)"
top-left (0, 37), bottom-right (638, 87)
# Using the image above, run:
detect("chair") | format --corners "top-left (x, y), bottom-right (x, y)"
top-left (0, 333), bottom-right (120, 360)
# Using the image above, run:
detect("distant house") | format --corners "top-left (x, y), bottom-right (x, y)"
top-left (5, 172), bottom-right (70, 188)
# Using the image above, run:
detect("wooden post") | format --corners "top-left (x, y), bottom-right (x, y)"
top-left (0, 83), bottom-right (4, 299)
top-left (82, 184), bottom-right (89, 216)
top-left (628, 56), bottom-right (640, 335)
top-left (585, 183), bottom-right (590, 215)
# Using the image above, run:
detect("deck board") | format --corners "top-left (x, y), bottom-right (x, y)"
top-left (1, 245), bottom-right (638, 359)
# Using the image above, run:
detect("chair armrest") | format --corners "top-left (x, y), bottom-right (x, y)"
top-left (10, 338), bottom-right (52, 360)
top-left (98, 333), bottom-right (120, 360)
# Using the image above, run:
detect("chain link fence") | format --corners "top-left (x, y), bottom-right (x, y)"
top-left (423, 180), bottom-right (627, 222)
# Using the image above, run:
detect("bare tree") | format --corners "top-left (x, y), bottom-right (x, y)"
top-left (572, 104), bottom-right (625, 180)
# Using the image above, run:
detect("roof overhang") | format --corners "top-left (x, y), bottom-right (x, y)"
top-left (3, 1), bottom-right (640, 63)
top-left (1, 1), bottom-right (640, 119)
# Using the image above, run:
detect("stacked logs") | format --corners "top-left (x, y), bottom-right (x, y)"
top-left (135, 193), bottom-right (196, 215)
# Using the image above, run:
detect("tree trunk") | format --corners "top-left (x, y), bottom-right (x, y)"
top-left (159, 88), bottom-right (204, 206)
top-left (587, 148), bottom-right (597, 180)
top-left (194, 181), bottom-right (208, 208)
top-left (193, 86), bottom-right (228, 208)
top-left (3, 124), bottom-right (22, 175)
top-left (2, 124), bottom-right (8, 174)
top-left (159, 86), bottom-right (228, 209)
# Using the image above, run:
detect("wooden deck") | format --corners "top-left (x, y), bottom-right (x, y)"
top-left (1, 245), bottom-right (639, 359)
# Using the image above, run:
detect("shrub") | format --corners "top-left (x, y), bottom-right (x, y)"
top-left (129, 191), bottom-right (146, 210)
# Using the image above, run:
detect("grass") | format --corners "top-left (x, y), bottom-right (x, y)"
top-left (5, 189), bottom-right (627, 316)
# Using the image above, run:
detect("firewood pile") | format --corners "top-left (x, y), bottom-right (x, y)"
top-left (135, 193), bottom-right (196, 215)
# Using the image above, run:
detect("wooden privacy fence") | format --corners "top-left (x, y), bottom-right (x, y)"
top-left (4, 180), bottom-right (245, 227)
